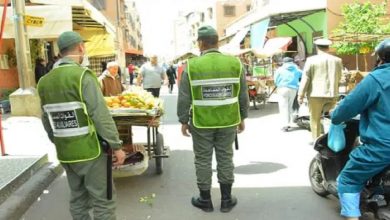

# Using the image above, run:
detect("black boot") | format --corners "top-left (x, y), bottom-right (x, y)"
top-left (191, 190), bottom-right (214, 212)
top-left (220, 183), bottom-right (237, 213)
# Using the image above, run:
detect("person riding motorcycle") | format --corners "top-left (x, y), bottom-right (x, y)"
top-left (330, 38), bottom-right (390, 220)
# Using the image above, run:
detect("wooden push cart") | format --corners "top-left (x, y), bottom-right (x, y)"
top-left (111, 110), bottom-right (169, 175)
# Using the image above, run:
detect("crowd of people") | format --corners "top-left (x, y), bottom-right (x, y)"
top-left (34, 26), bottom-right (390, 220)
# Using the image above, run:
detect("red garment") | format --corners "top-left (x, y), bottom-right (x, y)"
top-left (177, 63), bottom-right (186, 86)
top-left (127, 64), bottom-right (135, 75)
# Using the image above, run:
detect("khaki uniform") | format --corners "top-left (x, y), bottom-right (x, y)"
top-left (298, 52), bottom-right (342, 139)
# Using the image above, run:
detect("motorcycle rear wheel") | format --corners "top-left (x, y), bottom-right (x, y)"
top-left (309, 157), bottom-right (330, 197)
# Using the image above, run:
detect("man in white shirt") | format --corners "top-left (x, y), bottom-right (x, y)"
top-left (137, 55), bottom-right (166, 97)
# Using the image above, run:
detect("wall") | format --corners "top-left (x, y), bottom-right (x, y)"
top-left (216, 0), bottom-right (252, 37)
top-left (0, 1), bottom-right (18, 90)
top-left (276, 11), bottom-right (326, 55)
top-left (173, 16), bottom-right (192, 57)
top-left (0, 40), bottom-right (19, 90)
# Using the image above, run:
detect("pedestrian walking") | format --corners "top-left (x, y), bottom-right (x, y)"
top-left (127, 63), bottom-right (136, 85)
top-left (166, 64), bottom-right (177, 93)
top-left (37, 31), bottom-right (126, 220)
top-left (137, 55), bottom-right (166, 97)
top-left (46, 55), bottom-right (59, 72)
top-left (177, 25), bottom-right (249, 213)
top-left (297, 38), bottom-right (343, 142)
top-left (331, 39), bottom-right (390, 220)
top-left (34, 57), bottom-right (47, 84)
top-left (99, 61), bottom-right (125, 96)
top-left (274, 57), bottom-right (302, 131)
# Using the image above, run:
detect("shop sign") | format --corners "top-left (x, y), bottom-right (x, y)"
top-left (24, 15), bottom-right (45, 27)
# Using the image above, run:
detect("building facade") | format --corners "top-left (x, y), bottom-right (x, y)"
top-left (124, 0), bottom-right (143, 65)
top-left (89, 0), bottom-right (143, 67)
top-left (172, 0), bottom-right (251, 59)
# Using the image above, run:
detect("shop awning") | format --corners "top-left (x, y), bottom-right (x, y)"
top-left (250, 18), bottom-right (270, 49)
top-left (78, 29), bottom-right (115, 57)
top-left (125, 48), bottom-right (143, 56)
top-left (0, 5), bottom-right (72, 39)
top-left (253, 37), bottom-right (292, 58)
top-left (172, 51), bottom-right (200, 63)
top-left (29, 0), bottom-right (115, 36)
top-left (225, 0), bottom-right (326, 36)
top-left (263, 37), bottom-right (292, 51)
top-left (220, 27), bottom-right (250, 55)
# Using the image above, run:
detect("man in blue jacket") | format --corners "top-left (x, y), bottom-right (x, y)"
top-left (331, 39), bottom-right (390, 220)
top-left (274, 57), bottom-right (302, 131)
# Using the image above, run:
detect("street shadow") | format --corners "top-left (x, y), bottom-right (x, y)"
top-left (287, 126), bottom-right (309, 132)
top-left (114, 149), bottom-right (196, 187)
top-left (234, 161), bottom-right (287, 175)
top-left (247, 102), bottom-right (279, 119)
top-left (211, 161), bottom-right (287, 175)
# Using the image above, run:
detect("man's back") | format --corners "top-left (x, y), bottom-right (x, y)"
top-left (140, 63), bottom-right (164, 89)
top-left (302, 53), bottom-right (342, 98)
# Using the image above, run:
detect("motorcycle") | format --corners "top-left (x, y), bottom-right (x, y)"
top-left (247, 84), bottom-right (267, 110)
top-left (309, 118), bottom-right (390, 219)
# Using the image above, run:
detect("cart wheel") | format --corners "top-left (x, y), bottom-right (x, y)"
top-left (155, 132), bottom-right (164, 174)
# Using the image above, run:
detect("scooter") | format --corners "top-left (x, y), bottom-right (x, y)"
top-left (293, 99), bottom-right (311, 130)
top-left (295, 94), bottom-right (347, 131)
top-left (309, 118), bottom-right (390, 219)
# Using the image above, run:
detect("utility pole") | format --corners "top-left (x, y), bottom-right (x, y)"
top-left (115, 0), bottom-right (126, 81)
top-left (9, 0), bottom-right (41, 117)
top-left (11, 0), bottom-right (34, 88)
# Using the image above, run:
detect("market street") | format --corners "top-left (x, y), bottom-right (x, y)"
top-left (22, 87), bottom-right (344, 220)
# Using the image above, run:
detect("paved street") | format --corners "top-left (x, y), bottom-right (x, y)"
top-left (21, 87), bottom-right (343, 220)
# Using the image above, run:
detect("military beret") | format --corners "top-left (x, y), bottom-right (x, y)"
top-left (314, 38), bottom-right (332, 46)
top-left (57, 31), bottom-right (84, 51)
top-left (197, 25), bottom-right (218, 40)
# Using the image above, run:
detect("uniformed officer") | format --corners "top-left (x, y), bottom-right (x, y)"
top-left (37, 31), bottom-right (126, 220)
top-left (177, 25), bottom-right (249, 213)
top-left (298, 39), bottom-right (343, 142)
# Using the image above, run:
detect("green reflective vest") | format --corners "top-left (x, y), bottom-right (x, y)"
top-left (188, 52), bottom-right (242, 128)
top-left (37, 64), bottom-right (101, 163)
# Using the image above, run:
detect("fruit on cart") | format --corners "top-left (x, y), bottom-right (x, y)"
top-left (104, 86), bottom-right (163, 111)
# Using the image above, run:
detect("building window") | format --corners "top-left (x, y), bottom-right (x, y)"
top-left (208, 7), bottom-right (213, 19)
top-left (91, 0), bottom-right (106, 10)
top-left (200, 12), bottom-right (205, 22)
top-left (246, 4), bottom-right (251, 11)
top-left (224, 5), bottom-right (235, 17)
